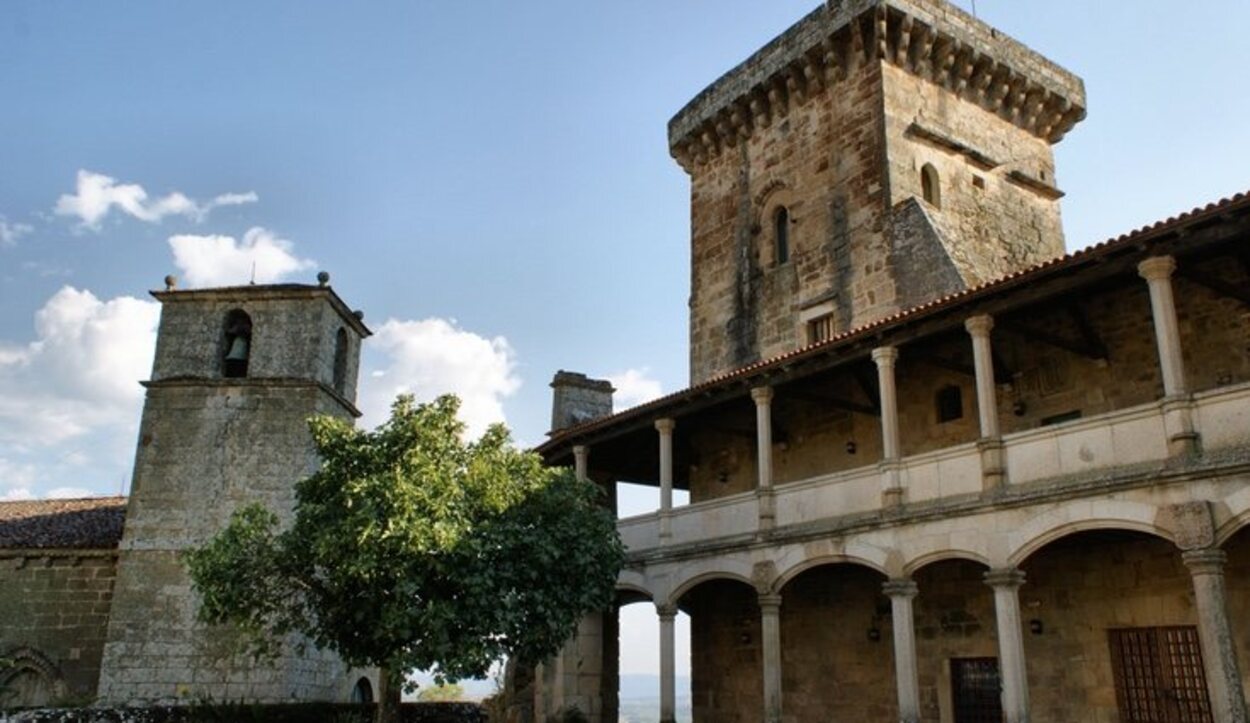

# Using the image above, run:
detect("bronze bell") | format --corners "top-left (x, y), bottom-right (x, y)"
top-left (224, 336), bottom-right (250, 362)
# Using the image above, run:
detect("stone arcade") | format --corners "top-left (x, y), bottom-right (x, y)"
top-left (530, 1), bottom-right (1250, 722)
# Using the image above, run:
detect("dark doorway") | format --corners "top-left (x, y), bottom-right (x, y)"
top-left (951, 657), bottom-right (1003, 723)
top-left (1109, 627), bottom-right (1213, 723)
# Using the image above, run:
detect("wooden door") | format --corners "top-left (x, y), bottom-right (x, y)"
top-left (951, 657), bottom-right (1004, 723)
top-left (1109, 626), bottom-right (1213, 723)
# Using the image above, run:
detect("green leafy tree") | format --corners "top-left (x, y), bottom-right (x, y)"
top-left (187, 395), bottom-right (624, 722)
top-left (415, 682), bottom-right (464, 703)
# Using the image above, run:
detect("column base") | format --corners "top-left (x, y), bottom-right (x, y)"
top-left (756, 488), bottom-right (776, 533)
top-left (977, 437), bottom-right (1006, 492)
top-left (1161, 395), bottom-right (1200, 458)
top-left (880, 460), bottom-right (904, 509)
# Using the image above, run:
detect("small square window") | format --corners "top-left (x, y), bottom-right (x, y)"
top-left (807, 314), bottom-right (835, 345)
top-left (936, 385), bottom-right (963, 423)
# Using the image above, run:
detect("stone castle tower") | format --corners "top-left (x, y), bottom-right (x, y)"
top-left (97, 280), bottom-right (373, 704)
top-left (674, 0), bottom-right (1086, 384)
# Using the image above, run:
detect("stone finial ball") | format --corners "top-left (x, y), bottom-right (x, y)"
top-left (317, 270), bottom-right (331, 286)
top-left (353, 310), bottom-right (364, 320)
top-left (163, 275), bottom-right (177, 291)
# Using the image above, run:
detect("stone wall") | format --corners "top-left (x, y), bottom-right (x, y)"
top-left (685, 580), bottom-right (761, 723)
top-left (0, 551), bottom-right (117, 707)
top-left (97, 385), bottom-right (357, 704)
top-left (687, 59), bottom-right (889, 385)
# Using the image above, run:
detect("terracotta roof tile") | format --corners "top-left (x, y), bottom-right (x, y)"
top-left (0, 496), bottom-right (127, 549)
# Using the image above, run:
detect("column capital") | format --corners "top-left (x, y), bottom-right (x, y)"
top-left (757, 593), bottom-right (783, 611)
top-left (1182, 548), bottom-right (1227, 576)
top-left (572, 444), bottom-right (589, 458)
top-left (984, 567), bottom-right (1026, 590)
top-left (750, 386), bottom-right (774, 405)
top-left (871, 345), bottom-right (898, 366)
top-left (883, 578), bottom-right (919, 599)
top-left (654, 417), bottom-right (676, 434)
top-left (656, 603), bottom-right (679, 620)
top-left (1138, 255), bottom-right (1176, 282)
top-left (965, 314), bottom-right (995, 337)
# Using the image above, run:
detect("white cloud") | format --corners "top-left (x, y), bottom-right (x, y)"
top-left (54, 169), bottom-right (258, 229)
top-left (0, 216), bottom-right (33, 246)
top-left (360, 318), bottom-right (521, 438)
top-left (608, 368), bottom-right (664, 410)
top-left (169, 226), bottom-right (316, 287)
top-left (0, 287), bottom-right (158, 500)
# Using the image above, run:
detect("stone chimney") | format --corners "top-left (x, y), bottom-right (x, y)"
top-left (550, 370), bottom-right (615, 433)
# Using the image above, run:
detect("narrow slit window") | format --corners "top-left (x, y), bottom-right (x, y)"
top-left (774, 206), bottom-right (790, 265)
top-left (921, 163), bottom-right (941, 208)
top-left (222, 309), bottom-right (253, 379)
top-left (333, 328), bottom-right (349, 395)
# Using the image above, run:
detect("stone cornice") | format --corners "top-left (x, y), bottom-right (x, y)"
top-left (668, 0), bottom-right (1086, 172)
top-left (142, 377), bottom-right (363, 418)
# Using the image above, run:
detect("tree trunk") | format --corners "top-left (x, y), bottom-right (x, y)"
top-left (376, 666), bottom-right (403, 723)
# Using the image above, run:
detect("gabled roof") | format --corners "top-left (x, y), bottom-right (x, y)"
top-left (0, 496), bottom-right (128, 550)
top-left (537, 189), bottom-right (1250, 460)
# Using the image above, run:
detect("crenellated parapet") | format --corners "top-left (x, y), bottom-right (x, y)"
top-left (668, 0), bottom-right (1086, 172)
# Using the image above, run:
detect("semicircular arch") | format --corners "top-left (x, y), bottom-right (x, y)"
top-left (1007, 501), bottom-right (1172, 567)
top-left (903, 549), bottom-right (992, 577)
top-left (1215, 487), bottom-right (1250, 545)
top-left (669, 569), bottom-right (757, 608)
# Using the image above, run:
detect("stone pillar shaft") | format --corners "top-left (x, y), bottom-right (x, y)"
top-left (1138, 256), bottom-right (1187, 396)
top-left (965, 315), bottom-right (1000, 439)
top-left (1183, 549), bottom-right (1248, 723)
top-left (751, 387), bottom-right (774, 489)
top-left (752, 387), bottom-right (776, 530)
top-left (656, 418), bottom-right (675, 512)
top-left (573, 445), bottom-right (589, 482)
top-left (759, 593), bottom-right (783, 723)
top-left (985, 568), bottom-right (1029, 723)
top-left (658, 605), bottom-right (677, 723)
top-left (872, 347), bottom-right (901, 460)
top-left (884, 579), bottom-right (921, 723)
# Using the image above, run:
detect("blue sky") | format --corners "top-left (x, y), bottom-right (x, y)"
top-left (2, 0), bottom-right (1249, 678)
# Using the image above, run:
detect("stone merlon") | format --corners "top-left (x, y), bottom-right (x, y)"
top-left (668, 0), bottom-right (1086, 169)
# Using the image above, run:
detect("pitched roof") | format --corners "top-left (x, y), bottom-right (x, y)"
top-left (0, 497), bottom-right (128, 549)
top-left (537, 189), bottom-right (1250, 457)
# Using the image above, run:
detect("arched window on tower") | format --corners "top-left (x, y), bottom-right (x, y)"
top-left (222, 309), bottom-right (253, 379)
top-left (921, 164), bottom-right (941, 208)
top-left (773, 206), bottom-right (791, 265)
top-left (333, 327), bottom-right (349, 395)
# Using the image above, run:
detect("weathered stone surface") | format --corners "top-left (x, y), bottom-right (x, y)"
top-left (95, 285), bottom-right (373, 705)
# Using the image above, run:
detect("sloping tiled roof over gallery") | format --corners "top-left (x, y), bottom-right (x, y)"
top-left (0, 497), bottom-right (127, 549)
top-left (537, 190), bottom-right (1250, 472)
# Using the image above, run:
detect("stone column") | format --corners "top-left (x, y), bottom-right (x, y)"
top-left (884, 578), bottom-right (921, 723)
top-left (966, 315), bottom-right (1005, 490)
top-left (872, 347), bottom-right (904, 507)
top-left (751, 386), bottom-right (776, 530)
top-left (1182, 549), bottom-right (1248, 723)
top-left (1138, 256), bottom-right (1186, 396)
top-left (1138, 256), bottom-right (1199, 455)
top-left (656, 419), bottom-right (675, 541)
top-left (985, 568), bottom-right (1030, 723)
top-left (759, 593), bottom-right (784, 723)
top-left (573, 445), bottom-right (589, 482)
top-left (657, 604), bottom-right (678, 723)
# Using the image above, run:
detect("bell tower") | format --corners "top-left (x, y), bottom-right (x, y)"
top-left (97, 276), bottom-right (372, 704)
